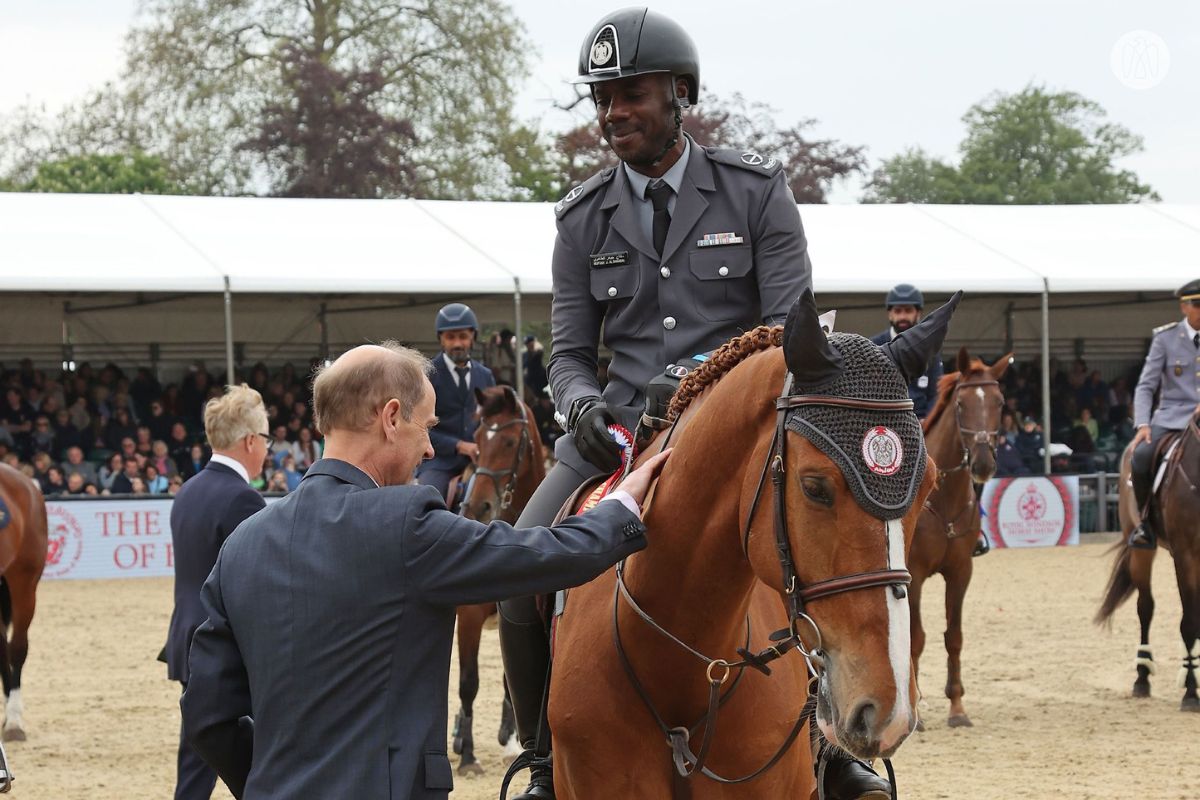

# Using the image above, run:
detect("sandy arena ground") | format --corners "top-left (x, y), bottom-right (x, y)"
top-left (10, 537), bottom-right (1200, 799)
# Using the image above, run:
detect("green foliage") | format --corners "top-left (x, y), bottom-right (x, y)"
top-left (864, 85), bottom-right (1158, 204)
top-left (21, 152), bottom-right (181, 194)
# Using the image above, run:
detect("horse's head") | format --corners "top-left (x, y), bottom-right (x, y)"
top-left (462, 386), bottom-right (534, 524)
top-left (745, 289), bottom-right (959, 760)
top-left (947, 348), bottom-right (1011, 485)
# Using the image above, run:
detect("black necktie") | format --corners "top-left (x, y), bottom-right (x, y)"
top-left (454, 366), bottom-right (470, 403)
top-left (1194, 333), bottom-right (1199, 349)
top-left (645, 179), bottom-right (672, 258)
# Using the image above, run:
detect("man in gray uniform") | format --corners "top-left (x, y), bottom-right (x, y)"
top-left (498, 8), bottom-right (887, 799)
top-left (1128, 278), bottom-right (1200, 548)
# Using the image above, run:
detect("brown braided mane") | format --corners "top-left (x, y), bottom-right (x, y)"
top-left (667, 325), bottom-right (784, 421)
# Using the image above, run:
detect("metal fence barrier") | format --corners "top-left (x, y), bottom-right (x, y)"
top-left (1075, 472), bottom-right (1122, 533)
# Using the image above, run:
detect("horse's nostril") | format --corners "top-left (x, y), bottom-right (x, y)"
top-left (848, 699), bottom-right (878, 737)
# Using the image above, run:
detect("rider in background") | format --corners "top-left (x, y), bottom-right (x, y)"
top-left (1128, 279), bottom-right (1200, 549)
top-left (414, 303), bottom-right (495, 501)
top-left (870, 283), bottom-right (943, 419)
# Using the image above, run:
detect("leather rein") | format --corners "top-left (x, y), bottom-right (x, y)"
top-left (464, 387), bottom-right (531, 514)
top-left (612, 374), bottom-right (913, 784)
top-left (924, 379), bottom-right (999, 538)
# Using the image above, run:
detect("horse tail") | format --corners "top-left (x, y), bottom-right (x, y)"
top-left (1095, 542), bottom-right (1134, 626)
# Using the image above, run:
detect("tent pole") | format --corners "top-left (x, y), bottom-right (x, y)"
top-left (513, 277), bottom-right (525, 403)
top-left (1041, 278), bottom-right (1051, 475)
top-left (224, 276), bottom-right (235, 384)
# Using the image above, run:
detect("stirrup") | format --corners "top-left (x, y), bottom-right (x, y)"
top-left (498, 749), bottom-right (551, 800)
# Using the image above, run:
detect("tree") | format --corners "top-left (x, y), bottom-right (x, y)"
top-left (21, 152), bottom-right (182, 194)
top-left (550, 92), bottom-right (865, 203)
top-left (864, 85), bottom-right (1158, 204)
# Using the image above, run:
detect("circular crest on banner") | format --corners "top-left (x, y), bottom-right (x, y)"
top-left (44, 505), bottom-right (84, 578)
top-left (861, 426), bottom-right (903, 476)
top-left (986, 477), bottom-right (1074, 548)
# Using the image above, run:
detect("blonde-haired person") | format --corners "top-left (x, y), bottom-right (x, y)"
top-left (182, 341), bottom-right (669, 800)
top-left (166, 384), bottom-right (269, 800)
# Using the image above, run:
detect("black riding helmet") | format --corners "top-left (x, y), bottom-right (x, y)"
top-left (886, 284), bottom-right (925, 310)
top-left (572, 7), bottom-right (699, 106)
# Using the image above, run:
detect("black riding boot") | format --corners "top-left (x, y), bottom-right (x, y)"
top-left (971, 532), bottom-right (990, 557)
top-left (820, 747), bottom-right (893, 800)
top-left (498, 598), bottom-right (555, 800)
top-left (1129, 447), bottom-right (1157, 550)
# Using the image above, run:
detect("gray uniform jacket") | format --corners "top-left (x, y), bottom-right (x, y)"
top-left (548, 136), bottom-right (812, 469)
top-left (180, 458), bottom-right (645, 800)
top-left (1134, 320), bottom-right (1200, 430)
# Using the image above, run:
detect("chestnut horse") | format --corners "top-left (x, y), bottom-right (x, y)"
top-left (0, 464), bottom-right (46, 745)
top-left (452, 386), bottom-right (546, 773)
top-left (909, 349), bottom-right (1008, 729)
top-left (549, 290), bottom-right (959, 798)
top-left (1096, 409), bottom-right (1200, 710)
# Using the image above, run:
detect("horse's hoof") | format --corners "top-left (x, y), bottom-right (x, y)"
top-left (947, 714), bottom-right (974, 728)
top-left (915, 719), bottom-right (926, 733)
top-left (1180, 696), bottom-right (1200, 712)
top-left (457, 760), bottom-right (485, 776)
top-left (2, 728), bottom-right (24, 743)
top-left (1132, 683), bottom-right (1151, 699)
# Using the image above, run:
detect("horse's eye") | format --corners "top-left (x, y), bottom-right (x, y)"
top-left (800, 477), bottom-right (833, 507)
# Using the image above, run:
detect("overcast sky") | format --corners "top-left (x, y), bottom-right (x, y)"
top-left (2, 0), bottom-right (1196, 202)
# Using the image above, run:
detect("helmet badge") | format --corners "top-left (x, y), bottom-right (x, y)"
top-left (588, 25), bottom-right (620, 74)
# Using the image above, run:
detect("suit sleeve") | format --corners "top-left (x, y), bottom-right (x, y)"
top-left (401, 485), bottom-right (644, 606)
top-left (547, 222), bottom-right (605, 422)
top-left (753, 172), bottom-right (812, 326)
top-left (181, 553), bottom-right (254, 799)
top-left (1133, 334), bottom-right (1166, 427)
top-left (221, 487), bottom-right (266, 544)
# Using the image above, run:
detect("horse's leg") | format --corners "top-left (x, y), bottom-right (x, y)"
top-left (944, 553), bottom-right (973, 728)
top-left (498, 678), bottom-right (521, 758)
top-left (1131, 548), bottom-right (1156, 698)
top-left (908, 573), bottom-right (928, 732)
top-left (1173, 559), bottom-right (1200, 712)
top-left (3, 570), bottom-right (36, 742)
top-left (453, 605), bottom-right (486, 775)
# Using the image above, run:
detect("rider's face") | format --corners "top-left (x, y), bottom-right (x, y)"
top-left (1181, 300), bottom-right (1200, 330)
top-left (593, 73), bottom-right (683, 172)
top-left (888, 305), bottom-right (921, 333)
top-left (439, 329), bottom-right (474, 364)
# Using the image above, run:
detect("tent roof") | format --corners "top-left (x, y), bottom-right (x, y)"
top-left (2, 192), bottom-right (1197, 296)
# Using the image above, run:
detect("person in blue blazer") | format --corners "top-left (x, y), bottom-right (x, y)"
top-left (166, 384), bottom-right (269, 800)
top-left (180, 342), bottom-right (667, 800)
top-left (416, 303), bottom-right (496, 500)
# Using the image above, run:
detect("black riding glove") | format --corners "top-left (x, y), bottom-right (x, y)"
top-left (572, 400), bottom-right (623, 473)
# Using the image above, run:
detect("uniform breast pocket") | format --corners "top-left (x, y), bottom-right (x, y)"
top-left (688, 245), bottom-right (754, 321)
top-left (589, 263), bottom-right (641, 303)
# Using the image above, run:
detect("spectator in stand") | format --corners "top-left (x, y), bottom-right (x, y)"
top-left (30, 415), bottom-right (56, 457)
top-left (1016, 417), bottom-right (1046, 473)
top-left (30, 452), bottom-right (53, 492)
top-left (1000, 410), bottom-right (1020, 446)
top-left (147, 399), bottom-right (179, 444)
top-left (168, 423), bottom-right (193, 471)
top-left (289, 427), bottom-right (320, 473)
top-left (265, 470), bottom-right (288, 493)
top-left (523, 334), bottom-right (549, 400)
top-left (68, 396), bottom-right (92, 434)
top-left (1, 454), bottom-right (19, 470)
top-left (995, 438), bottom-right (1029, 476)
top-left (52, 408), bottom-right (85, 459)
top-left (180, 363), bottom-right (213, 425)
top-left (109, 457), bottom-right (141, 495)
top-left (136, 426), bottom-right (154, 457)
top-left (162, 384), bottom-right (184, 419)
top-left (65, 472), bottom-right (90, 495)
top-left (106, 408), bottom-right (138, 453)
top-left (131, 367), bottom-right (162, 420)
top-left (43, 466), bottom-right (67, 495)
top-left (2, 388), bottom-right (33, 458)
top-left (268, 425), bottom-right (291, 460)
top-left (119, 437), bottom-right (138, 464)
top-left (1080, 370), bottom-right (1109, 418)
top-left (62, 446), bottom-right (99, 487)
top-left (180, 444), bottom-right (208, 481)
top-left (151, 440), bottom-right (179, 478)
top-left (99, 453), bottom-right (124, 492)
top-left (1075, 407), bottom-right (1100, 444)
top-left (279, 453), bottom-right (302, 492)
top-left (146, 464), bottom-right (169, 494)
top-left (168, 475), bottom-right (185, 495)
top-left (130, 476), bottom-right (148, 495)
top-left (1106, 376), bottom-right (1132, 426)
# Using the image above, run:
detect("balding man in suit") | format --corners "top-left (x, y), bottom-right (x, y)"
top-left (181, 341), bottom-right (668, 800)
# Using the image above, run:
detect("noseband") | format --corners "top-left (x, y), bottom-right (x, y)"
top-left (612, 373), bottom-right (913, 784)
top-left (464, 388), bottom-right (531, 514)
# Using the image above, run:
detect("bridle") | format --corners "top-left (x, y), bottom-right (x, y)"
top-left (612, 373), bottom-right (912, 787)
top-left (925, 378), bottom-right (1000, 538)
top-left (463, 387), bottom-right (531, 515)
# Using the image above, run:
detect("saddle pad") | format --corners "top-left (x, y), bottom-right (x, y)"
top-left (1152, 436), bottom-right (1182, 495)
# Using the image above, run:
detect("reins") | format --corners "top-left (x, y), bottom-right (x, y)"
top-left (924, 378), bottom-right (1000, 538)
top-left (466, 387), bottom-right (532, 513)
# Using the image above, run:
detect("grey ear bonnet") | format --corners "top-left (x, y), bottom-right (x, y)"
top-left (786, 332), bottom-right (927, 520)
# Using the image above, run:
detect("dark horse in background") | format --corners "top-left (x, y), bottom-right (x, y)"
top-left (1096, 409), bottom-right (1200, 710)
top-left (909, 348), bottom-right (1009, 729)
top-left (451, 386), bottom-right (546, 773)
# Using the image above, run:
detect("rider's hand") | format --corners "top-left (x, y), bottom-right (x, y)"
top-left (617, 449), bottom-right (672, 510)
top-left (1132, 425), bottom-right (1152, 447)
top-left (573, 401), bottom-right (623, 472)
top-left (456, 440), bottom-right (479, 461)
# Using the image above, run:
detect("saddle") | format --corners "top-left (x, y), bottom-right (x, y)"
top-left (1150, 431), bottom-right (1185, 496)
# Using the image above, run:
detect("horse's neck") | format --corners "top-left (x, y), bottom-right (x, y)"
top-left (925, 386), bottom-right (974, 508)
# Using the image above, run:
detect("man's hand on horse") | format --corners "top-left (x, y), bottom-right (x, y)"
top-left (456, 440), bottom-right (480, 461)
top-left (617, 449), bottom-right (673, 510)
top-left (1132, 425), bottom-right (1152, 447)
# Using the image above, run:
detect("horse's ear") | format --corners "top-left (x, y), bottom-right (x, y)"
top-left (504, 385), bottom-right (520, 411)
top-left (956, 346), bottom-right (971, 374)
top-left (473, 387), bottom-right (486, 407)
top-left (882, 291), bottom-right (963, 383)
top-left (783, 289), bottom-right (844, 386)
top-left (992, 352), bottom-right (1014, 380)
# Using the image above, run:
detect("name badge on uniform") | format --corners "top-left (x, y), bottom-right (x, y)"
top-left (590, 251), bottom-right (630, 268)
top-left (696, 232), bottom-right (744, 247)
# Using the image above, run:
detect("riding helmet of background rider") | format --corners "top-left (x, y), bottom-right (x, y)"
top-left (887, 283), bottom-right (925, 334)
top-left (570, 7), bottom-right (700, 170)
top-left (435, 303), bottom-right (478, 366)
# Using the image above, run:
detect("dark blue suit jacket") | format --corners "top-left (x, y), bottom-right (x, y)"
top-left (419, 356), bottom-right (495, 474)
top-left (871, 329), bottom-right (944, 419)
top-left (181, 458), bottom-right (645, 800)
top-left (166, 461), bottom-right (265, 683)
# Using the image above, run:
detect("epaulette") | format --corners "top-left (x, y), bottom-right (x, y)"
top-left (554, 167), bottom-right (616, 218)
top-left (704, 147), bottom-right (784, 177)
top-left (1152, 321), bottom-right (1176, 335)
